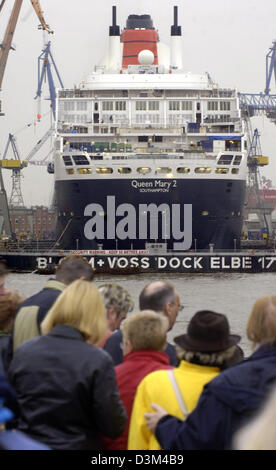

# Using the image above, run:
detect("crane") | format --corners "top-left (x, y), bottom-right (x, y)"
top-left (238, 41), bottom-right (276, 122)
top-left (243, 124), bottom-right (272, 242)
top-left (0, 0), bottom-right (52, 231)
top-left (29, 0), bottom-right (53, 34)
top-left (35, 41), bottom-right (64, 121)
top-left (1, 133), bottom-right (27, 206)
top-left (0, 0), bottom-right (7, 13)
top-left (0, 0), bottom-right (52, 111)
top-left (0, 127), bottom-right (54, 207)
top-left (265, 40), bottom-right (276, 95)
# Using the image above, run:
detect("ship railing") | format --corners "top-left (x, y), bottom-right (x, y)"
top-left (0, 247), bottom-right (275, 255)
top-left (203, 117), bottom-right (240, 124)
top-left (109, 153), bottom-right (217, 160)
top-left (57, 122), bottom-right (242, 137)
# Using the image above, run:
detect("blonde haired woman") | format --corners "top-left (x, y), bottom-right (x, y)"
top-left (8, 280), bottom-right (126, 450)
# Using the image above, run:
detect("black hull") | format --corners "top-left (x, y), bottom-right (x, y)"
top-left (1, 251), bottom-right (276, 274)
top-left (54, 178), bottom-right (246, 251)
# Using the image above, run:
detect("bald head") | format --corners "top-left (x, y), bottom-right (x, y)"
top-left (139, 281), bottom-right (180, 330)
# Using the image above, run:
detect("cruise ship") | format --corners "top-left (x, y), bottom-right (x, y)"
top-left (52, 6), bottom-right (247, 252)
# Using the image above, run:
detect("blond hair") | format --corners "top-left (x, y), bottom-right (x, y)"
top-left (122, 310), bottom-right (168, 351)
top-left (246, 296), bottom-right (276, 349)
top-left (175, 344), bottom-right (237, 366)
top-left (41, 279), bottom-right (107, 345)
top-left (98, 283), bottom-right (134, 316)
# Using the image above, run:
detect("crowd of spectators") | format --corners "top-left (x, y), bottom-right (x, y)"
top-left (1, 254), bottom-right (276, 451)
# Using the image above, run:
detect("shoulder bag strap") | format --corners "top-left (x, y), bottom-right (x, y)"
top-left (167, 369), bottom-right (189, 418)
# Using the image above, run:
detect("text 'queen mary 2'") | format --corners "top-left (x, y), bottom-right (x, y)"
top-left (53, 6), bottom-right (247, 252)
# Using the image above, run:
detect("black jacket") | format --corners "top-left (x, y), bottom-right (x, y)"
top-left (8, 324), bottom-right (127, 450)
top-left (0, 334), bottom-right (9, 372)
top-left (156, 343), bottom-right (276, 450)
top-left (3, 279), bottom-right (66, 372)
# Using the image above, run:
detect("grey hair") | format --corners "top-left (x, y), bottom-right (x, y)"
top-left (176, 344), bottom-right (237, 366)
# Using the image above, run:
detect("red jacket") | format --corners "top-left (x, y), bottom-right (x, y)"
top-left (103, 350), bottom-right (173, 450)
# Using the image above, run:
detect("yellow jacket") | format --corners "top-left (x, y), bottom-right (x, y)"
top-left (128, 360), bottom-right (220, 450)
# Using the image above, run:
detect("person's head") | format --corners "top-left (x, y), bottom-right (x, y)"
top-left (247, 296), bottom-right (276, 350)
top-left (122, 310), bottom-right (169, 355)
top-left (139, 281), bottom-right (182, 330)
top-left (98, 283), bottom-right (134, 331)
top-left (0, 261), bottom-right (9, 295)
top-left (41, 279), bottom-right (107, 345)
top-left (174, 310), bottom-right (241, 368)
top-left (55, 255), bottom-right (94, 285)
top-left (0, 290), bottom-right (24, 333)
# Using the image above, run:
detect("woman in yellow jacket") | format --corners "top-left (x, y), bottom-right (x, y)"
top-left (128, 310), bottom-right (242, 450)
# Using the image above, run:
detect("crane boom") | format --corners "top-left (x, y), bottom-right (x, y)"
top-left (0, 0), bottom-right (7, 13)
top-left (0, 0), bottom-right (23, 90)
top-left (265, 40), bottom-right (276, 95)
top-left (25, 128), bottom-right (53, 162)
top-left (29, 0), bottom-right (53, 33)
top-left (0, 0), bottom-right (52, 91)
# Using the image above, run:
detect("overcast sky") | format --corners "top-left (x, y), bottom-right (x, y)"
top-left (1, 0), bottom-right (276, 206)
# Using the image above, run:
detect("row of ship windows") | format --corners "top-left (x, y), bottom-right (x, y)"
top-left (59, 210), bottom-right (241, 218)
top-left (65, 167), bottom-right (240, 175)
top-left (62, 100), bottom-right (231, 112)
top-left (63, 154), bottom-right (242, 166)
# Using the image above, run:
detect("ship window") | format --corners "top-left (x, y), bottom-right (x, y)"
top-left (148, 101), bottom-right (159, 111)
top-left (232, 168), bottom-right (239, 174)
top-left (201, 211), bottom-right (209, 216)
top-left (63, 156), bottom-right (73, 166)
top-left (96, 167), bottom-right (113, 174)
top-left (72, 155), bottom-right (89, 165)
top-left (102, 101), bottom-right (113, 111)
top-left (169, 101), bottom-right (180, 111)
top-left (66, 169), bottom-right (74, 175)
top-left (138, 136), bottom-right (148, 142)
top-left (220, 101), bottom-right (231, 111)
top-left (77, 168), bottom-right (92, 174)
top-left (233, 155), bottom-right (242, 165)
top-left (136, 101), bottom-right (147, 111)
top-left (215, 168), bottom-right (229, 174)
top-left (177, 167), bottom-right (190, 174)
top-left (118, 167), bottom-right (132, 174)
top-left (64, 101), bottom-right (75, 111)
top-left (195, 167), bottom-right (211, 173)
top-left (77, 101), bottom-right (88, 111)
top-left (218, 154), bottom-right (233, 165)
top-left (181, 101), bottom-right (193, 111)
top-left (207, 101), bottom-right (218, 111)
top-left (137, 167), bottom-right (151, 174)
top-left (115, 101), bottom-right (126, 111)
top-left (155, 167), bottom-right (172, 174)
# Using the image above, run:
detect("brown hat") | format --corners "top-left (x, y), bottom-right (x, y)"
top-left (174, 310), bottom-right (240, 353)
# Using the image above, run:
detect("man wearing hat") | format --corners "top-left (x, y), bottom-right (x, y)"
top-left (128, 310), bottom-right (241, 450)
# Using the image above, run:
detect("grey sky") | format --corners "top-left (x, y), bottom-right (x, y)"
top-left (1, 0), bottom-right (276, 206)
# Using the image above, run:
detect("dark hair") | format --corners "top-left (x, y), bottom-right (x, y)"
top-left (55, 255), bottom-right (94, 284)
top-left (0, 290), bottom-right (24, 331)
top-left (139, 281), bottom-right (176, 312)
top-left (0, 260), bottom-right (9, 277)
